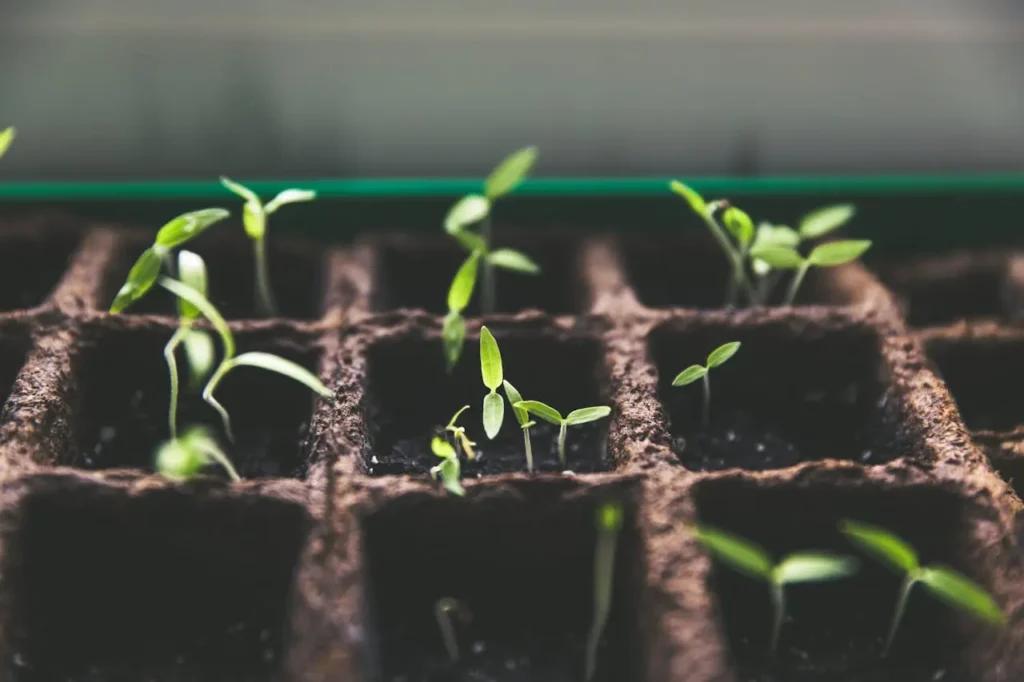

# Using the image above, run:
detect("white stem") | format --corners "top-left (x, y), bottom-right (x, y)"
top-left (770, 581), bottom-right (785, 657)
top-left (523, 426), bottom-right (534, 473)
top-left (584, 520), bottom-right (620, 681)
top-left (558, 421), bottom-right (568, 465)
top-left (702, 372), bottom-right (711, 427)
top-left (254, 237), bottom-right (278, 317)
top-left (884, 574), bottom-right (917, 657)
top-left (164, 327), bottom-right (188, 440)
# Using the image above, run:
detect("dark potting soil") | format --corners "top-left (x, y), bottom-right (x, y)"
top-left (0, 229), bottom-right (81, 311)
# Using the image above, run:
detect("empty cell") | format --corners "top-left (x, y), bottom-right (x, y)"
top-left (363, 328), bottom-right (611, 476)
top-left (360, 485), bottom-right (644, 682)
top-left (649, 319), bottom-right (911, 472)
top-left (0, 325), bottom-right (30, 415)
top-left (0, 228), bottom-right (82, 311)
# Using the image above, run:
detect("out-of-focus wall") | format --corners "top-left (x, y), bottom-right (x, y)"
top-left (2, 0), bottom-right (1024, 179)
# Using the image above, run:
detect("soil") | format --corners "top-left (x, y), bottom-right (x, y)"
top-left (0, 220), bottom-right (82, 311)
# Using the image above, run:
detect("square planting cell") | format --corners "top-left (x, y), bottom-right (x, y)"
top-left (362, 327), bottom-right (611, 476)
top-left (68, 324), bottom-right (325, 478)
top-left (359, 485), bottom-right (644, 682)
top-left (649, 318), bottom-right (910, 471)
top-left (370, 235), bottom-right (584, 315)
top-left (695, 478), bottom-right (985, 682)
top-left (2, 483), bottom-right (308, 682)
top-left (0, 324), bottom-right (29, 413)
top-left (0, 226), bottom-right (81, 311)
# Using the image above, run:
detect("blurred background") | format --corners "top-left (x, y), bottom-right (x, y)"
top-left (2, 0), bottom-right (1024, 180)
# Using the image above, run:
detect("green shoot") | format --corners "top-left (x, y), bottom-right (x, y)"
top-left (221, 177), bottom-right (316, 317)
top-left (0, 127), bottom-right (14, 159)
top-left (799, 204), bottom-right (856, 240)
top-left (155, 425), bottom-right (240, 482)
top-left (750, 240), bottom-right (872, 306)
top-left (585, 500), bottom-right (624, 681)
top-left (431, 437), bottom-right (465, 497)
top-left (443, 251), bottom-right (480, 372)
top-left (434, 597), bottom-right (470, 662)
top-left (694, 524), bottom-right (859, 655)
top-left (672, 341), bottom-right (740, 427)
top-left (840, 520), bottom-right (1005, 655)
top-left (445, 405), bottom-right (477, 460)
top-left (479, 326), bottom-right (505, 439)
top-left (749, 224), bottom-right (800, 304)
top-left (513, 400), bottom-right (611, 465)
top-left (503, 380), bottom-right (536, 472)
top-left (158, 276), bottom-right (332, 443)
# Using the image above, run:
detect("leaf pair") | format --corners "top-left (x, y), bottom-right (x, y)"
top-left (513, 399), bottom-right (612, 465)
top-left (751, 240), bottom-right (872, 271)
top-left (445, 405), bottom-right (477, 460)
top-left (673, 342), bottom-right (740, 427)
top-left (430, 437), bottom-right (465, 497)
top-left (220, 177), bottom-right (316, 241)
top-left (480, 327), bottom-right (505, 439)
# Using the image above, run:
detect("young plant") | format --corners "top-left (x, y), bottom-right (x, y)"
top-left (443, 147), bottom-right (540, 318)
top-left (672, 342), bottom-right (741, 427)
top-left (434, 597), bottom-right (471, 663)
top-left (694, 524), bottom-right (859, 655)
top-left (430, 437), bottom-right (465, 497)
top-left (502, 380), bottom-right (536, 472)
top-left (444, 405), bottom-right (477, 460)
top-left (750, 239), bottom-right (872, 306)
top-left (221, 177), bottom-right (316, 317)
top-left (443, 251), bottom-right (480, 372)
top-left (512, 401), bottom-right (612, 466)
top-left (0, 127), bottom-right (14, 159)
top-left (584, 500), bottom-right (624, 682)
top-left (841, 520), bottom-right (1005, 655)
top-left (479, 326), bottom-right (505, 439)
top-left (155, 425), bottom-right (240, 482)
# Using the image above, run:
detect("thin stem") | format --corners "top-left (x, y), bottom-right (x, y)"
top-left (434, 599), bottom-right (461, 663)
top-left (195, 440), bottom-right (241, 482)
top-left (523, 426), bottom-right (534, 473)
top-left (481, 216), bottom-right (496, 315)
top-left (254, 236), bottom-right (278, 317)
top-left (163, 327), bottom-right (188, 440)
top-left (558, 421), bottom-right (568, 465)
top-left (883, 574), bottom-right (917, 657)
top-left (202, 362), bottom-right (235, 443)
top-left (702, 372), bottom-right (711, 427)
top-left (584, 517), bottom-right (620, 681)
top-left (785, 262), bottom-right (811, 306)
top-left (701, 209), bottom-right (755, 307)
top-left (770, 581), bottom-right (785, 657)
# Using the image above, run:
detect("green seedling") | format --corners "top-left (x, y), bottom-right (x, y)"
top-left (444, 147), bottom-right (540, 321)
top-left (694, 524), bottom-right (859, 655)
top-left (443, 251), bottom-right (480, 372)
top-left (431, 437), bottom-right (465, 497)
top-left (513, 401), bottom-right (611, 466)
top-left (841, 520), bottom-right (1005, 655)
top-left (444, 405), bottom-right (477, 460)
top-left (158, 276), bottom-right (332, 443)
top-left (155, 425), bottom-right (240, 482)
top-left (479, 326), bottom-right (505, 439)
top-left (502, 380), bottom-right (537, 472)
top-left (221, 177), bottom-right (316, 317)
top-left (672, 342), bottom-right (741, 427)
top-left (750, 239), bottom-right (872, 306)
top-left (584, 500), bottom-right (624, 682)
top-left (434, 597), bottom-right (471, 662)
top-left (0, 127), bottom-right (14, 159)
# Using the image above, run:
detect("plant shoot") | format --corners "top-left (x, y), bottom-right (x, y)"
top-left (750, 240), bottom-right (872, 306)
top-left (585, 500), bottom-right (624, 681)
top-left (434, 597), bottom-right (470, 663)
top-left (513, 400), bottom-right (611, 465)
top-left (672, 341), bottom-right (741, 427)
top-left (443, 251), bottom-right (480, 372)
top-left (444, 405), bottom-right (477, 460)
top-left (430, 437), bottom-right (465, 497)
top-left (0, 127), bottom-right (14, 159)
top-left (503, 379), bottom-right (537, 472)
top-left (479, 326), bottom-right (505, 439)
top-left (155, 425), bottom-right (240, 482)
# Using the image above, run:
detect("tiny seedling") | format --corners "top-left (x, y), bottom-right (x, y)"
top-left (750, 239), bottom-right (872, 306)
top-left (513, 401), bottom-right (611, 465)
top-left (584, 500), bottom-right (624, 682)
top-left (155, 425), bottom-right (240, 482)
top-left (694, 524), bottom-right (859, 655)
top-left (430, 437), bottom-right (465, 497)
top-left (444, 405), bottom-right (477, 460)
top-left (0, 127), bottom-right (14, 159)
top-left (443, 251), bottom-right (480, 372)
top-left (502, 380), bottom-right (537, 472)
top-left (221, 177), bottom-right (316, 317)
top-left (434, 597), bottom-right (471, 663)
top-left (479, 326), bottom-right (505, 439)
top-left (672, 342), bottom-right (741, 427)
top-left (840, 520), bottom-right (1005, 655)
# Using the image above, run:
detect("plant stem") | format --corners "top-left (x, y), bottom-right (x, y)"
top-left (481, 216), bottom-right (496, 315)
top-left (785, 262), bottom-right (811, 306)
top-left (202, 362), bottom-right (235, 443)
top-left (558, 421), bottom-right (568, 465)
top-left (163, 327), bottom-right (188, 440)
top-left (584, 511), bottom-right (621, 681)
top-left (434, 599), bottom-right (460, 663)
top-left (702, 373), bottom-right (711, 427)
top-left (883, 574), bottom-right (917, 657)
top-left (254, 236), bottom-right (278, 317)
top-left (701, 209), bottom-right (754, 307)
top-left (770, 581), bottom-right (785, 657)
top-left (523, 426), bottom-right (534, 473)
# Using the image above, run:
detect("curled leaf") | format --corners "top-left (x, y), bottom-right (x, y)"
top-left (807, 240), bottom-right (872, 267)
top-left (110, 247), bottom-right (164, 313)
top-left (265, 188), bottom-right (316, 214)
top-left (446, 405), bottom-right (471, 430)
top-left (672, 365), bottom-right (708, 387)
top-left (155, 208), bottom-right (231, 248)
top-left (485, 146), bottom-right (537, 199)
top-left (800, 204), bottom-right (855, 240)
top-left (445, 195), bottom-right (490, 235)
top-left (431, 436), bottom-right (457, 459)
top-left (669, 180), bottom-right (706, 215)
top-left (487, 249), bottom-right (540, 274)
top-left (220, 176), bottom-right (260, 204)
top-left (707, 342), bottom-right (741, 368)
top-left (723, 207), bottom-right (754, 245)
top-left (227, 351), bottom-right (333, 398)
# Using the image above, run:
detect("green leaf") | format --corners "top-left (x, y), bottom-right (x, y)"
top-left (242, 201), bottom-right (266, 240)
top-left (155, 438), bottom-right (205, 481)
top-left (451, 228), bottom-right (488, 253)
top-left (706, 342), bottom-right (741, 368)
top-left (265, 188), bottom-right (316, 214)
top-left (672, 365), bottom-right (708, 387)
top-left (485, 146), bottom-right (537, 199)
top-left (597, 501), bottom-right (624, 532)
top-left (158, 276), bottom-right (236, 360)
top-left (514, 400), bottom-right (563, 425)
top-left (479, 326), bottom-right (503, 391)
top-left (503, 380), bottom-right (529, 426)
top-left (483, 392), bottom-right (505, 439)
top-left (446, 405), bottom-right (471, 430)
top-left (919, 566), bottom-right (1005, 626)
top-left (808, 240), bottom-right (872, 267)
top-left (443, 311), bottom-right (466, 373)
top-left (155, 208), bottom-right (231, 248)
top-left (431, 436), bottom-right (457, 459)
top-left (669, 180), bottom-right (706, 215)
top-left (445, 194), bottom-right (490, 235)
top-left (800, 204), bottom-right (855, 240)
top-left (184, 427), bottom-right (240, 481)
top-left (437, 457), bottom-right (465, 496)
top-left (748, 246), bottom-right (804, 270)
top-left (487, 249), bottom-right (540, 274)
top-left (220, 176), bottom-right (260, 204)
top-left (182, 329), bottom-right (216, 386)
top-left (565, 406), bottom-right (612, 426)
top-left (723, 207), bottom-right (754, 245)
top-left (0, 127), bottom-right (14, 159)
top-left (448, 251), bottom-right (480, 312)
top-left (840, 520), bottom-right (920, 574)
top-left (227, 352), bottom-right (333, 397)
top-left (176, 250), bottom-right (208, 320)
top-left (110, 247), bottom-right (164, 313)
top-left (694, 525), bottom-right (773, 581)
top-left (752, 224), bottom-right (801, 251)
top-left (774, 553), bottom-right (859, 584)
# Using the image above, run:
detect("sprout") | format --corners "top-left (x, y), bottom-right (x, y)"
top-left (672, 341), bottom-right (740, 427)
top-left (158, 276), bottom-right (332, 443)
top-left (502, 380), bottom-right (536, 472)
top-left (512, 400), bottom-right (611, 465)
top-left (443, 251), bottom-right (480, 373)
top-left (0, 127), bottom-right (14, 159)
top-left (799, 204), bottom-right (856, 240)
top-left (434, 597), bottom-right (471, 663)
top-left (479, 326), bottom-right (505, 439)
top-left (749, 240), bottom-right (872, 306)
top-left (694, 524), bottom-right (859, 655)
top-left (584, 500), bottom-right (624, 681)
top-left (840, 520), bottom-right (1005, 655)
top-left (221, 177), bottom-right (316, 317)
top-left (155, 425), bottom-right (240, 482)
top-left (430, 437), bottom-right (465, 497)
top-left (444, 405), bottom-right (477, 460)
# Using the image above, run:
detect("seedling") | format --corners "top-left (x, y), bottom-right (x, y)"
top-left (430, 437), bottom-right (465, 497)
top-left (443, 147), bottom-right (540, 321)
top-left (155, 425), bottom-right (240, 482)
top-left (0, 127), bottom-right (14, 159)
top-left (584, 500), bottom-right (624, 682)
top-left (750, 239), bottom-right (872, 306)
top-left (444, 405), bottom-right (477, 460)
top-left (221, 177), bottom-right (316, 317)
top-left (672, 342), bottom-right (741, 427)
top-left (840, 520), bottom-right (1005, 655)
top-left (502, 380), bottom-right (537, 472)
top-left (479, 326), bottom-right (505, 439)
top-left (443, 251), bottom-right (480, 372)
top-left (694, 524), bottom-right (859, 655)
top-left (513, 401), bottom-right (611, 465)
top-left (434, 597), bottom-right (471, 663)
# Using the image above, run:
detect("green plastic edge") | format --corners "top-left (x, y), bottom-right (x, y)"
top-left (3, 174), bottom-right (1024, 200)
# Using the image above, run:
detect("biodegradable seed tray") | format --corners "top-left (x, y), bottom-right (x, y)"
top-left (0, 212), bottom-right (1020, 682)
